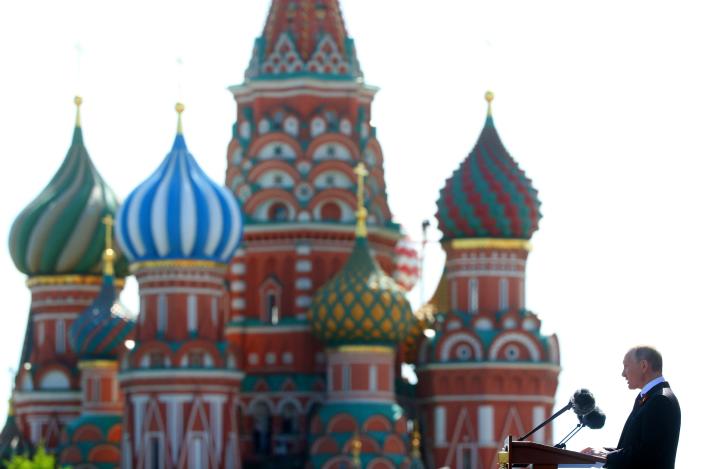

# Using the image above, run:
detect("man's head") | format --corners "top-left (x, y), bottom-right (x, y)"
top-left (622, 346), bottom-right (663, 390)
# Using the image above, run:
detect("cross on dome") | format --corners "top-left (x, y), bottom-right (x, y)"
top-left (354, 162), bottom-right (368, 238)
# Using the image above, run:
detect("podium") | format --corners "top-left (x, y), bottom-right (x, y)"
top-left (499, 436), bottom-right (606, 468)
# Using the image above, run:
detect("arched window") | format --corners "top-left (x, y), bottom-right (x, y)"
top-left (320, 202), bottom-right (341, 222)
top-left (55, 319), bottom-right (66, 354)
top-left (260, 277), bottom-right (282, 325)
top-left (469, 278), bottom-right (479, 313)
top-left (268, 203), bottom-right (289, 222)
top-left (281, 402), bottom-right (298, 434)
top-left (499, 278), bottom-right (509, 310)
top-left (157, 294), bottom-right (167, 334)
top-left (253, 403), bottom-right (271, 455)
top-left (267, 293), bottom-right (279, 325)
top-left (187, 294), bottom-right (198, 334)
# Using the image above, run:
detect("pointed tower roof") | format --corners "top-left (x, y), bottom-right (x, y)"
top-left (8, 97), bottom-right (127, 276)
top-left (436, 92), bottom-right (541, 240)
top-left (245, 0), bottom-right (362, 80)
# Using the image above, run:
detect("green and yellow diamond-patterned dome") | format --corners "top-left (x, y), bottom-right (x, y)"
top-left (308, 236), bottom-right (413, 346)
top-left (309, 163), bottom-right (413, 346)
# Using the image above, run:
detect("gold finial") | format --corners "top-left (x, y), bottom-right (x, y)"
top-left (411, 419), bottom-right (421, 457)
top-left (485, 90), bottom-right (494, 116)
top-left (74, 96), bottom-right (83, 127)
top-left (175, 102), bottom-right (185, 134)
top-left (353, 162), bottom-right (369, 238)
top-left (102, 215), bottom-right (115, 277)
top-left (350, 433), bottom-right (362, 468)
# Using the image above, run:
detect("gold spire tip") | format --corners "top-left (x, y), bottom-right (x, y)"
top-left (485, 90), bottom-right (494, 116)
top-left (175, 102), bottom-right (185, 134)
top-left (74, 96), bottom-right (83, 127)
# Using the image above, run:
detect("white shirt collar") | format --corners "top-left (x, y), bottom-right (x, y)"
top-left (641, 376), bottom-right (665, 396)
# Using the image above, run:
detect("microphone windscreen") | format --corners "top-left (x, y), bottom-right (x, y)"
top-left (581, 407), bottom-right (606, 429)
top-left (571, 388), bottom-right (596, 416)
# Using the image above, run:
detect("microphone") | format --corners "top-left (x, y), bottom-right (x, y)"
top-left (571, 388), bottom-right (596, 416)
top-left (555, 405), bottom-right (607, 449)
top-left (519, 388), bottom-right (600, 442)
top-left (580, 406), bottom-right (606, 429)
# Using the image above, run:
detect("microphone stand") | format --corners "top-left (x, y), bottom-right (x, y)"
top-left (554, 423), bottom-right (585, 449)
top-left (518, 402), bottom-right (572, 442)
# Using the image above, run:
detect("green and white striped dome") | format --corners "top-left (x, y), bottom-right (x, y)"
top-left (8, 98), bottom-right (126, 277)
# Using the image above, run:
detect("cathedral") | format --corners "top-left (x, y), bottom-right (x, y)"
top-left (0, 1), bottom-right (560, 468)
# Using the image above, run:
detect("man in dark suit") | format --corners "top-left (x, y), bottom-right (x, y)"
top-left (584, 346), bottom-right (680, 468)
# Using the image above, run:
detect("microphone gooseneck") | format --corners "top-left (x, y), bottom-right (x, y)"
top-left (518, 402), bottom-right (572, 442)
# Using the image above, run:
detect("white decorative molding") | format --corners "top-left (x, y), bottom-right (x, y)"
top-left (532, 406), bottom-right (546, 444)
top-left (478, 405), bottom-right (495, 446)
top-left (434, 406), bottom-right (447, 446)
top-left (439, 332), bottom-right (484, 362)
top-left (488, 332), bottom-right (541, 362)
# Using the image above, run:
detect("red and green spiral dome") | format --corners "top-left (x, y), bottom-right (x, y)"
top-left (436, 92), bottom-right (541, 240)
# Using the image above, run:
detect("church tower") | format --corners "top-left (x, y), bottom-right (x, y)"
top-left (306, 163), bottom-right (416, 469)
top-left (414, 93), bottom-right (560, 469)
top-left (8, 97), bottom-right (126, 449)
top-left (116, 104), bottom-right (245, 469)
top-left (59, 215), bottom-right (135, 467)
top-left (223, 1), bottom-right (404, 466)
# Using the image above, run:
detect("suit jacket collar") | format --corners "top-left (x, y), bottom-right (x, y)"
top-left (641, 376), bottom-right (666, 396)
top-left (640, 381), bottom-right (669, 406)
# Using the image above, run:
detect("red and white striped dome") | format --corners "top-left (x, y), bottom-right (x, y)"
top-left (393, 235), bottom-right (420, 292)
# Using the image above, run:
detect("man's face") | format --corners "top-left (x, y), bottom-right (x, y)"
top-left (621, 351), bottom-right (647, 390)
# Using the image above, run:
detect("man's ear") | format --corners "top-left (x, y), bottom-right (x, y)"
top-left (639, 359), bottom-right (649, 373)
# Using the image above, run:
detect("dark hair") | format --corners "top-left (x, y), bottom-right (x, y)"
top-left (631, 346), bottom-right (663, 373)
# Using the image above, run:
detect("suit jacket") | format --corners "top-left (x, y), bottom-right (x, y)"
top-left (606, 381), bottom-right (680, 469)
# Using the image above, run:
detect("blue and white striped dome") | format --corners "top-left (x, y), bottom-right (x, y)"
top-left (116, 111), bottom-right (243, 264)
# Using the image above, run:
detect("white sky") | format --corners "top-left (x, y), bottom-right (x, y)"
top-left (0, 1), bottom-right (701, 465)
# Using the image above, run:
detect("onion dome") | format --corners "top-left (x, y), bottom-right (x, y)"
top-left (245, 0), bottom-right (362, 81)
top-left (116, 104), bottom-right (244, 264)
top-left (8, 97), bottom-right (127, 276)
top-left (309, 164), bottom-right (413, 345)
top-left (69, 216), bottom-right (134, 360)
top-left (436, 92), bottom-right (541, 240)
top-left (392, 234), bottom-right (420, 292)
